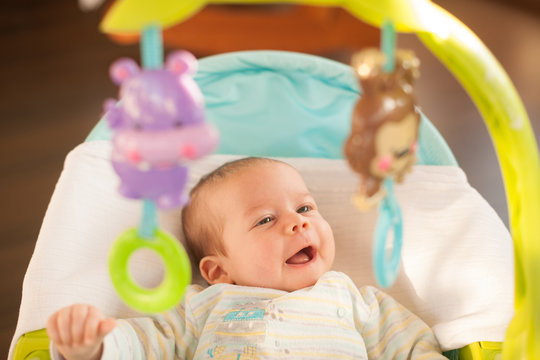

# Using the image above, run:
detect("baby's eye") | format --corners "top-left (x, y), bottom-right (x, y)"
top-left (297, 205), bottom-right (312, 214)
top-left (256, 216), bottom-right (273, 226)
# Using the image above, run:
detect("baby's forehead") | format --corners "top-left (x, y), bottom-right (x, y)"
top-left (199, 160), bottom-right (304, 198)
top-left (238, 161), bottom-right (303, 183)
top-left (247, 159), bottom-right (298, 174)
top-left (208, 161), bottom-right (302, 195)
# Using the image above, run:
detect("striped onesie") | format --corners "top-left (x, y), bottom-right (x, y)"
top-left (65, 271), bottom-right (445, 359)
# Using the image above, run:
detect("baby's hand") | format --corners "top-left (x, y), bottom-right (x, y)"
top-left (46, 304), bottom-right (116, 360)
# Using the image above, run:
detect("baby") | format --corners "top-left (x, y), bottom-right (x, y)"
top-left (47, 157), bottom-right (445, 359)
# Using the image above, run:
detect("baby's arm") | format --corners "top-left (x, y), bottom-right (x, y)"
top-left (353, 285), bottom-right (447, 359)
top-left (46, 304), bottom-right (116, 360)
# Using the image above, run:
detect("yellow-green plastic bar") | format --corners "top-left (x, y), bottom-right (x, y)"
top-left (412, 4), bottom-right (540, 359)
top-left (99, 0), bottom-right (429, 34)
top-left (12, 329), bottom-right (50, 360)
top-left (99, 0), bottom-right (540, 358)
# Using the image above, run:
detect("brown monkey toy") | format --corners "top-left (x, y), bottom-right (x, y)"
top-left (345, 48), bottom-right (421, 210)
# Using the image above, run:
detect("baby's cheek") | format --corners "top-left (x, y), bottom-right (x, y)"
top-left (324, 221), bottom-right (336, 248)
top-left (318, 221), bottom-right (336, 269)
top-left (239, 254), bottom-right (279, 285)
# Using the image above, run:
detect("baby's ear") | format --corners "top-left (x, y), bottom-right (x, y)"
top-left (200, 256), bottom-right (233, 285)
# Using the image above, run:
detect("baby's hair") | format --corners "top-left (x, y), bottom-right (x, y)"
top-left (182, 157), bottom-right (286, 267)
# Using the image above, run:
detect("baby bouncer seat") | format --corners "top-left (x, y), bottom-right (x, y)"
top-left (11, 0), bottom-right (539, 359)
top-left (11, 49), bottom-right (514, 359)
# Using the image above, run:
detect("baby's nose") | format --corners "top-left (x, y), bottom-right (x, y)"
top-left (287, 215), bottom-right (309, 234)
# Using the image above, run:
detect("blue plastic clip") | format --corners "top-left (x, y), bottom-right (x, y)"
top-left (138, 199), bottom-right (157, 239)
top-left (373, 178), bottom-right (403, 288)
top-left (381, 19), bottom-right (396, 73)
top-left (141, 23), bottom-right (163, 69)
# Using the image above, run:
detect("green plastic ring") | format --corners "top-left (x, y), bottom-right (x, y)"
top-left (108, 228), bottom-right (191, 313)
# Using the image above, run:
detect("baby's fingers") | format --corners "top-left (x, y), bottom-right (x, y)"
top-left (71, 304), bottom-right (90, 345)
top-left (53, 307), bottom-right (76, 346)
top-left (46, 311), bottom-right (62, 345)
top-left (47, 305), bottom-right (82, 346)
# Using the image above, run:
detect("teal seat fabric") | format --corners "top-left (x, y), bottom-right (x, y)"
top-left (87, 50), bottom-right (457, 167)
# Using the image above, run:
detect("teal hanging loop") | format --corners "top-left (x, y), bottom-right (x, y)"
top-left (381, 19), bottom-right (396, 73)
top-left (138, 199), bottom-right (157, 239)
top-left (373, 178), bottom-right (403, 288)
top-left (141, 23), bottom-right (163, 69)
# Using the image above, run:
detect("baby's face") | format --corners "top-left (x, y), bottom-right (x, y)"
top-left (211, 162), bottom-right (335, 292)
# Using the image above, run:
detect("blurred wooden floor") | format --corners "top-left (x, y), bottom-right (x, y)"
top-left (2, 0), bottom-right (539, 356)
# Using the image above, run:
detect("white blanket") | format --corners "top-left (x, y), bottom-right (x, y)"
top-left (9, 141), bottom-right (514, 357)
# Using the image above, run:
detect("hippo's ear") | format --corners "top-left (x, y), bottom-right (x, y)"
top-left (166, 50), bottom-right (198, 76)
top-left (110, 58), bottom-right (140, 85)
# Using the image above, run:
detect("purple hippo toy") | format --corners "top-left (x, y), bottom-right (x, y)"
top-left (104, 50), bottom-right (219, 209)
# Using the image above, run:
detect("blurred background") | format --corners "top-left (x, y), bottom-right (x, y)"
top-left (2, 0), bottom-right (539, 356)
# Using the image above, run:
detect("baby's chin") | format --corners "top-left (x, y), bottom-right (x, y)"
top-left (279, 273), bottom-right (325, 292)
top-left (236, 265), bottom-right (332, 292)
top-left (237, 277), bottom-right (316, 292)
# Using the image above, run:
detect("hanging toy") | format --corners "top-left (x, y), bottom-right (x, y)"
top-left (345, 48), bottom-right (420, 208)
top-left (105, 50), bottom-right (218, 210)
top-left (104, 27), bottom-right (219, 313)
top-left (345, 23), bottom-right (420, 288)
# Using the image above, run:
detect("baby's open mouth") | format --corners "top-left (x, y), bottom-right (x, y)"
top-left (286, 246), bottom-right (315, 265)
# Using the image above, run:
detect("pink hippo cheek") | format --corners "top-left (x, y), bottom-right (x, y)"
top-left (127, 148), bottom-right (142, 164)
top-left (180, 144), bottom-right (197, 160)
